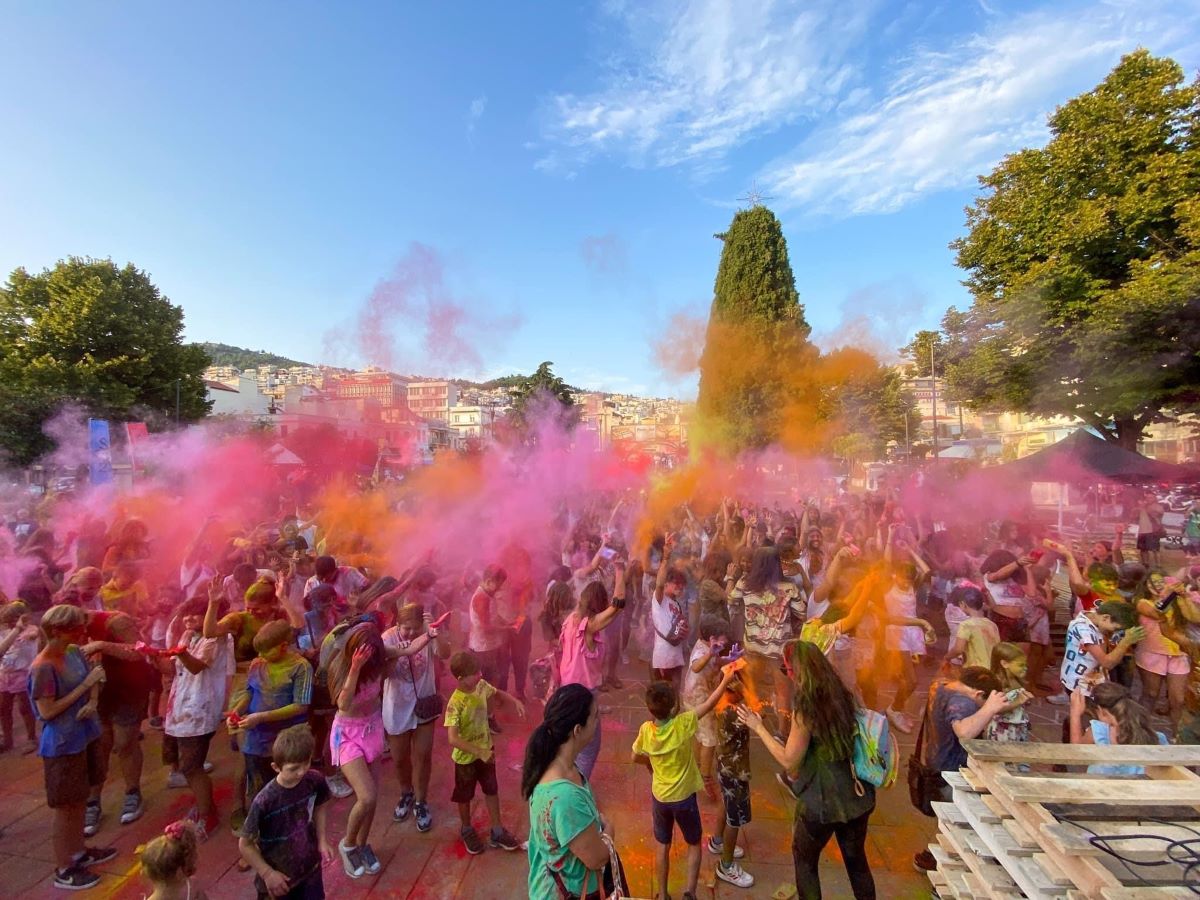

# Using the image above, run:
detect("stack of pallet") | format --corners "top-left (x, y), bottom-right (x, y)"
top-left (925, 740), bottom-right (1200, 899)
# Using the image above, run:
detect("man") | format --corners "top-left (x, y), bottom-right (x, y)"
top-left (468, 565), bottom-right (511, 732)
top-left (304, 555), bottom-right (368, 608)
top-left (1136, 492), bottom-right (1166, 567)
top-left (912, 667), bottom-right (1016, 872)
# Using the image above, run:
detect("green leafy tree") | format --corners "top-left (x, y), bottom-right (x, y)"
top-left (950, 50), bottom-right (1200, 449)
top-left (196, 342), bottom-right (309, 370)
top-left (829, 355), bottom-right (918, 459)
top-left (505, 361), bottom-right (578, 438)
top-left (0, 257), bottom-right (211, 465)
top-left (697, 204), bottom-right (816, 449)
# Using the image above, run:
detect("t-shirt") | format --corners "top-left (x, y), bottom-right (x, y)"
top-left (468, 586), bottom-right (507, 653)
top-left (98, 580), bottom-right (149, 617)
top-left (303, 567), bottom-right (368, 606)
top-left (681, 642), bottom-right (716, 711)
top-left (956, 617), bottom-right (1000, 669)
top-left (651, 595), bottom-right (687, 670)
top-left (1061, 612), bottom-right (1105, 694)
top-left (0, 626), bottom-right (38, 673)
top-left (444, 680), bottom-right (496, 765)
top-left (232, 654), bottom-right (314, 756)
top-left (927, 685), bottom-right (980, 773)
top-left (715, 704), bottom-right (751, 783)
top-left (631, 710), bottom-right (703, 803)
top-left (1087, 720), bottom-right (1170, 775)
top-left (527, 776), bottom-right (601, 900)
top-left (28, 647), bottom-right (101, 757)
top-left (382, 628), bottom-right (438, 734)
top-left (165, 636), bottom-right (230, 739)
top-left (241, 770), bottom-right (331, 894)
top-left (731, 581), bottom-right (804, 658)
top-left (558, 614), bottom-right (604, 690)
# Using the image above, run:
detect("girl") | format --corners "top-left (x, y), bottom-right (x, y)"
top-left (1134, 572), bottom-right (1188, 726)
top-left (882, 560), bottom-right (936, 735)
top-left (139, 820), bottom-right (206, 900)
top-left (0, 600), bottom-right (39, 752)
top-left (984, 643), bottom-right (1032, 743)
top-left (980, 550), bottom-right (1032, 648)
top-left (1069, 681), bottom-right (1168, 775)
top-left (328, 622), bottom-right (387, 879)
top-left (383, 603), bottom-right (449, 834)
top-left (739, 641), bottom-right (876, 900)
top-left (682, 618), bottom-right (729, 801)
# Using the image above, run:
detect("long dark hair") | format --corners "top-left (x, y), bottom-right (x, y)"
top-left (521, 684), bottom-right (595, 800)
top-left (328, 622), bottom-right (386, 699)
top-left (786, 640), bottom-right (857, 763)
top-left (743, 546), bottom-right (784, 594)
top-left (578, 581), bottom-right (609, 617)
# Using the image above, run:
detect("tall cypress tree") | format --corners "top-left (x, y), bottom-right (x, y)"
top-left (696, 205), bottom-right (814, 449)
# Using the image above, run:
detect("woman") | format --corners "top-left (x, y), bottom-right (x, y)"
top-left (383, 603), bottom-right (449, 833)
top-left (697, 549), bottom-right (732, 630)
top-left (980, 550), bottom-right (1031, 647)
top-left (327, 622), bottom-right (388, 878)
top-left (522, 684), bottom-right (620, 900)
top-left (29, 604), bottom-right (114, 891)
top-left (557, 568), bottom-right (624, 780)
top-left (1134, 572), bottom-right (1189, 726)
top-left (738, 641), bottom-right (875, 900)
top-left (730, 546), bottom-right (804, 739)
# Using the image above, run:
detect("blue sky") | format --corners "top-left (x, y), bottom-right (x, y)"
top-left (2, 1), bottom-right (1198, 399)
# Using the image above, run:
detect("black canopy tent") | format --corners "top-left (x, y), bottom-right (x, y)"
top-left (994, 428), bottom-right (1183, 484)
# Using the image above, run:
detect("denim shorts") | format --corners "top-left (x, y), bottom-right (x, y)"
top-left (651, 792), bottom-right (702, 845)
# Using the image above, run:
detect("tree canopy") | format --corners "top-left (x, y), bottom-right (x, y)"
top-left (948, 50), bottom-right (1200, 449)
top-left (196, 342), bottom-right (309, 370)
top-left (504, 361), bottom-right (579, 438)
top-left (0, 257), bottom-right (211, 466)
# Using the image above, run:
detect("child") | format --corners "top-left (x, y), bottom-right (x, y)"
top-left (984, 643), bottom-right (1033, 742)
top-left (239, 725), bottom-right (335, 900)
top-left (443, 649), bottom-right (525, 855)
top-left (139, 820), bottom-right (207, 900)
top-left (943, 585), bottom-right (1000, 670)
top-left (156, 598), bottom-right (227, 839)
top-left (882, 560), bottom-right (936, 734)
top-left (632, 665), bottom-right (738, 900)
top-left (1059, 600), bottom-right (1145, 700)
top-left (710, 677), bottom-right (754, 889)
top-left (1068, 682), bottom-right (1168, 775)
top-left (651, 535), bottom-right (689, 689)
top-left (0, 600), bottom-right (39, 752)
top-left (147, 585), bottom-right (184, 728)
top-left (681, 619), bottom-right (728, 801)
top-left (226, 620), bottom-right (313, 834)
top-left (98, 560), bottom-right (150, 617)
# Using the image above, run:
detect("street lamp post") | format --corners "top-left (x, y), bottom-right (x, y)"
top-left (930, 340), bottom-right (939, 462)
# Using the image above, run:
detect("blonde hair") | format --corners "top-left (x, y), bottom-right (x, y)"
top-left (252, 619), bottom-right (292, 654)
top-left (990, 642), bottom-right (1026, 692)
top-left (40, 604), bottom-right (87, 638)
top-left (138, 820), bottom-right (198, 884)
top-left (0, 600), bottom-right (29, 626)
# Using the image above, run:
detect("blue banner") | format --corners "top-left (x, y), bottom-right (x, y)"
top-left (88, 419), bottom-right (113, 484)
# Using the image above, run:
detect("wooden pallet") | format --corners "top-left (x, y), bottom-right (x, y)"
top-left (924, 741), bottom-right (1200, 899)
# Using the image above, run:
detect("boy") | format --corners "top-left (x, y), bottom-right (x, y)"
top-left (1060, 600), bottom-right (1145, 698)
top-left (443, 649), bottom-right (525, 855)
top-left (681, 619), bottom-right (729, 801)
top-left (651, 534), bottom-right (689, 688)
top-left (711, 677), bottom-right (754, 889)
top-left (633, 665), bottom-right (738, 900)
top-left (239, 725), bottom-right (335, 900)
top-left (942, 585), bottom-right (999, 670)
top-left (227, 620), bottom-right (313, 833)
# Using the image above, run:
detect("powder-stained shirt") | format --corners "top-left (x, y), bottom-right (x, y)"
top-left (732, 581), bottom-right (804, 658)
top-left (1060, 612), bottom-right (1105, 694)
top-left (29, 647), bottom-right (101, 757)
top-left (444, 679), bottom-right (496, 765)
top-left (231, 653), bottom-right (313, 756)
top-left (527, 776), bottom-right (601, 899)
top-left (956, 616), bottom-right (1000, 669)
top-left (165, 635), bottom-right (231, 738)
top-left (715, 704), bottom-right (751, 783)
top-left (632, 710), bottom-right (703, 803)
top-left (242, 770), bottom-right (330, 895)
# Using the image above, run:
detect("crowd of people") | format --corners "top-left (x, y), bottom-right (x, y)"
top-left (2, 481), bottom-right (1198, 898)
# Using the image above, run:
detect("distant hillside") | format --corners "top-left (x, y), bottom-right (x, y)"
top-left (456, 374), bottom-right (525, 391)
top-left (195, 342), bottom-right (311, 370)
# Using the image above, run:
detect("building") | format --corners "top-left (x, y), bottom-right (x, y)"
top-left (329, 370), bottom-right (411, 407)
top-left (204, 374), bottom-right (273, 418)
top-left (447, 405), bottom-right (500, 442)
top-left (406, 381), bottom-right (459, 422)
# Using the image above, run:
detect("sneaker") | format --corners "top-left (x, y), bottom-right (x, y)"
top-left (393, 791), bottom-right (415, 822)
top-left (886, 708), bottom-right (914, 735)
top-left (339, 840), bottom-right (365, 878)
top-left (54, 866), bottom-right (100, 891)
top-left (203, 760), bottom-right (214, 774)
top-left (148, 717), bottom-right (164, 730)
top-left (461, 827), bottom-right (485, 855)
top-left (489, 827), bottom-right (521, 851)
top-left (415, 801), bottom-right (433, 833)
top-left (716, 860), bottom-right (755, 888)
top-left (194, 813), bottom-right (219, 843)
top-left (706, 835), bottom-right (745, 859)
top-left (77, 846), bottom-right (118, 866)
top-left (1046, 692), bottom-right (1070, 706)
top-left (83, 803), bottom-right (101, 837)
top-left (359, 843), bottom-right (382, 875)
top-left (167, 770), bottom-right (187, 789)
top-left (914, 849), bottom-right (938, 872)
top-left (119, 791), bottom-right (144, 825)
top-left (327, 771), bottom-right (354, 799)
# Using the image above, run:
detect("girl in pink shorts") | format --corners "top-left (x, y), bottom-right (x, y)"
top-left (328, 623), bottom-right (387, 880)
top-left (1135, 574), bottom-right (1189, 727)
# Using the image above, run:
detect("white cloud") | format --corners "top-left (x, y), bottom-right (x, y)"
top-left (761, 1), bottom-right (1200, 214)
top-left (466, 95), bottom-right (487, 134)
top-left (538, 0), bottom-right (874, 169)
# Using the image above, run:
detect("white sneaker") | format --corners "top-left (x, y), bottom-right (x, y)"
top-left (328, 772), bottom-right (354, 799)
top-left (706, 835), bottom-right (745, 859)
top-left (716, 860), bottom-right (755, 888)
top-left (167, 771), bottom-right (187, 789)
top-left (1046, 692), bottom-right (1070, 706)
top-left (886, 708), bottom-right (914, 735)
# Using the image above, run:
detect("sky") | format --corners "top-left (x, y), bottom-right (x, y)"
top-left (2, 0), bottom-right (1198, 400)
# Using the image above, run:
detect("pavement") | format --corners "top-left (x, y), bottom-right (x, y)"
top-left (0, 640), bottom-right (1103, 900)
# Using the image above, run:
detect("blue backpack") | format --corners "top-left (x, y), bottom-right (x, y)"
top-left (852, 708), bottom-right (898, 792)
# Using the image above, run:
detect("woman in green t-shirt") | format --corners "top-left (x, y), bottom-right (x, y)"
top-left (522, 684), bottom-right (620, 899)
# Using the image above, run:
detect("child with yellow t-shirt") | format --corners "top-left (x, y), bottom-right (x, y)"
top-left (633, 664), bottom-right (737, 900)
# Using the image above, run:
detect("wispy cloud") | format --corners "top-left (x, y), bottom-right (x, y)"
top-left (761, 3), bottom-right (1200, 214)
top-left (537, 0), bottom-right (872, 170)
top-left (580, 233), bottom-right (628, 278)
top-left (466, 95), bottom-right (487, 134)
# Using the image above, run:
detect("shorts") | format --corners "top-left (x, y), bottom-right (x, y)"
top-left (451, 757), bottom-right (498, 803)
top-left (989, 612), bottom-right (1029, 644)
top-left (718, 773), bottom-right (751, 828)
top-left (1136, 651), bottom-right (1190, 677)
top-left (44, 739), bottom-right (104, 808)
top-left (258, 869), bottom-right (325, 900)
top-left (162, 732), bottom-right (215, 775)
top-left (99, 680), bottom-right (149, 727)
top-left (651, 792), bottom-right (702, 846)
top-left (330, 713), bottom-right (385, 767)
top-left (1137, 533), bottom-right (1162, 552)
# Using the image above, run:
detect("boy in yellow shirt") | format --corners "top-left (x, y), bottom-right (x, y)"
top-left (633, 664), bottom-right (737, 900)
